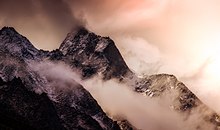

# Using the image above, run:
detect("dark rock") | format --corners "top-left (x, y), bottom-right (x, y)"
top-left (4, 26), bottom-right (220, 130)
top-left (0, 27), bottom-right (39, 60)
top-left (59, 27), bottom-right (133, 80)
top-left (0, 77), bottom-right (65, 130)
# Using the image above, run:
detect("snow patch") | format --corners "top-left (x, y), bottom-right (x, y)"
top-left (95, 42), bottom-right (109, 52)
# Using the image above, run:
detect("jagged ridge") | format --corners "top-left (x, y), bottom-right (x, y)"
top-left (59, 27), bottom-right (132, 79)
top-left (1, 26), bottom-right (220, 130)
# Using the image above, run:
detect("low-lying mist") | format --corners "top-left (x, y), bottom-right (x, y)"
top-left (77, 0), bottom-right (220, 116)
top-left (30, 61), bottom-right (81, 101)
top-left (2, 0), bottom-right (220, 114)
top-left (82, 78), bottom-right (218, 130)
top-left (30, 61), bottom-right (218, 130)
top-left (115, 34), bottom-right (220, 115)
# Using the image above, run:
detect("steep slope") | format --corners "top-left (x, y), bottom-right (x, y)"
top-left (134, 74), bottom-right (220, 129)
top-left (56, 27), bottom-right (220, 129)
top-left (1, 26), bottom-right (220, 130)
top-left (0, 27), bottom-right (39, 60)
top-left (0, 27), bottom-right (120, 130)
top-left (0, 75), bottom-right (121, 130)
top-left (59, 27), bottom-right (132, 80)
top-left (0, 77), bottom-right (65, 130)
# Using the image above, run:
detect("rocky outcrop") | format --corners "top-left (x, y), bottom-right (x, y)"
top-left (59, 27), bottom-right (132, 80)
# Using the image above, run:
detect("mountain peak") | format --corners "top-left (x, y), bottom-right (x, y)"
top-left (0, 26), bottom-right (19, 36)
top-left (0, 26), bottom-right (16, 32)
top-left (77, 26), bottom-right (90, 35)
top-left (0, 27), bottom-right (39, 60)
top-left (59, 28), bottom-right (132, 79)
top-left (0, 26), bottom-right (122, 130)
top-left (59, 27), bottom-right (90, 51)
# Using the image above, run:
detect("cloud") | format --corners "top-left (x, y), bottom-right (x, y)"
top-left (30, 60), bottom-right (218, 130)
top-left (2, 0), bottom-right (220, 122)
top-left (81, 77), bottom-right (217, 130)
top-left (73, 1), bottom-right (220, 116)
top-left (114, 36), bottom-right (161, 75)
top-left (29, 60), bottom-right (82, 100)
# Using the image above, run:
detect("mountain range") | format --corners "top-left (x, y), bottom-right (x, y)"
top-left (0, 26), bottom-right (219, 130)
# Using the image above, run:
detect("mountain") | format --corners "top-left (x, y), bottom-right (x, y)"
top-left (0, 27), bottom-right (120, 130)
top-left (0, 27), bottom-right (39, 60)
top-left (134, 74), bottom-right (220, 129)
top-left (59, 27), bottom-right (133, 80)
top-left (0, 26), bottom-right (220, 130)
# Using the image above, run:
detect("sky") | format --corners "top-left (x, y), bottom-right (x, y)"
top-left (1, 0), bottom-right (220, 113)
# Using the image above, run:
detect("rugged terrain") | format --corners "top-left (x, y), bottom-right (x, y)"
top-left (0, 26), bottom-right (220, 130)
top-left (0, 27), bottom-right (120, 130)
top-left (134, 74), bottom-right (220, 129)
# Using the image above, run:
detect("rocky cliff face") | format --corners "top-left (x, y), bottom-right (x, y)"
top-left (0, 27), bottom-right (39, 60)
top-left (59, 27), bottom-right (132, 80)
top-left (0, 27), bottom-right (120, 130)
top-left (0, 77), bottom-right (65, 130)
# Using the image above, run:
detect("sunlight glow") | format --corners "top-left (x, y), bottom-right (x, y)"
top-left (202, 35), bottom-right (220, 79)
